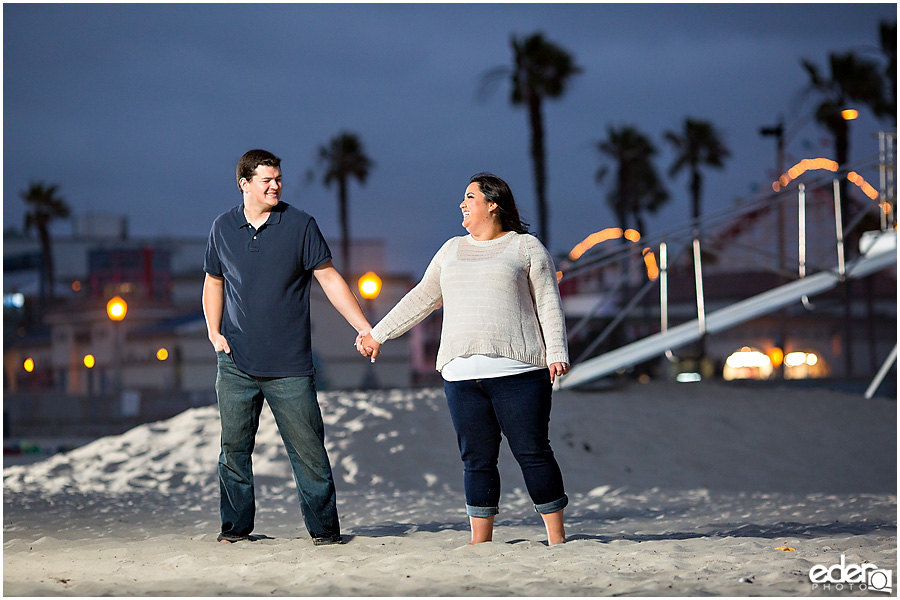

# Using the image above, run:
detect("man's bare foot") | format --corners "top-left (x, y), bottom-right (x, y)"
top-left (219, 539), bottom-right (232, 544)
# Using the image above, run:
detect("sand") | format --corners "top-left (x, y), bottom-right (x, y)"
top-left (3, 380), bottom-right (897, 596)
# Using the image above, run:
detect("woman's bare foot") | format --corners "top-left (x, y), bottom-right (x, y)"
top-left (469, 515), bottom-right (495, 544)
top-left (540, 508), bottom-right (566, 545)
top-left (547, 536), bottom-right (567, 546)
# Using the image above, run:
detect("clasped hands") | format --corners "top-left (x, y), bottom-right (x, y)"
top-left (355, 330), bottom-right (570, 382)
top-left (355, 330), bottom-right (381, 362)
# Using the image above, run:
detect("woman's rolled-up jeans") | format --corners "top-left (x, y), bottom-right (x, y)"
top-left (444, 368), bottom-right (568, 518)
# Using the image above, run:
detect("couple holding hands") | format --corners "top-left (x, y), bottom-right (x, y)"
top-left (204, 150), bottom-right (569, 548)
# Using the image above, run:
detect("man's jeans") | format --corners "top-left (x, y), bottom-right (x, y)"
top-left (444, 369), bottom-right (568, 518)
top-left (215, 351), bottom-right (340, 541)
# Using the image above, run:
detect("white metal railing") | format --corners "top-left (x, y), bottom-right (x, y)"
top-left (560, 137), bottom-right (897, 393)
top-left (561, 229), bottom-right (896, 389)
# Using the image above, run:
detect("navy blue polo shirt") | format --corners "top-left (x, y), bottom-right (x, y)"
top-left (204, 202), bottom-right (332, 377)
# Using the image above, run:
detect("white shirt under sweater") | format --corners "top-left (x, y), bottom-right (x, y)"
top-left (370, 231), bottom-right (569, 376)
top-left (440, 354), bottom-right (542, 382)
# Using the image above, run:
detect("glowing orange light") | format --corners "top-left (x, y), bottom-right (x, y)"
top-left (767, 347), bottom-right (784, 368)
top-left (84, 354), bottom-right (96, 368)
top-left (23, 358), bottom-right (35, 373)
top-left (106, 296), bottom-right (127, 321)
top-left (72, 281), bottom-right (82, 292)
top-left (556, 271), bottom-right (563, 283)
top-left (773, 158), bottom-right (840, 190)
top-left (569, 228), bottom-right (622, 260)
top-left (358, 272), bottom-right (382, 300)
top-left (623, 229), bottom-right (641, 243)
top-left (847, 171), bottom-right (879, 200)
top-left (156, 348), bottom-right (169, 361)
top-left (642, 248), bottom-right (659, 281)
top-left (841, 109), bottom-right (859, 120)
top-left (569, 227), bottom-right (650, 261)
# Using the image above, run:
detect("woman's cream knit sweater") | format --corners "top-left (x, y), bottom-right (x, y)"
top-left (370, 231), bottom-right (569, 372)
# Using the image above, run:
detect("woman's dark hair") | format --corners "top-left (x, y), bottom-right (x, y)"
top-left (236, 149), bottom-right (281, 191)
top-left (469, 172), bottom-right (530, 234)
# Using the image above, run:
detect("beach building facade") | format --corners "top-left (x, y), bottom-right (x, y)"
top-left (3, 214), bottom-right (428, 440)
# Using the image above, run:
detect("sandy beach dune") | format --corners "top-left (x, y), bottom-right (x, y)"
top-left (4, 380), bottom-right (896, 596)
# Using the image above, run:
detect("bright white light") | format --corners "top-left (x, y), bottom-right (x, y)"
top-left (725, 349), bottom-right (771, 369)
top-left (785, 352), bottom-right (808, 367)
top-left (4, 293), bottom-right (25, 308)
top-left (361, 280), bottom-right (378, 296)
top-left (723, 347), bottom-right (776, 380)
top-left (806, 353), bottom-right (818, 366)
top-left (676, 372), bottom-right (701, 383)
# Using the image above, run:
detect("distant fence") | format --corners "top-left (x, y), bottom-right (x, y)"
top-left (3, 389), bottom-right (217, 440)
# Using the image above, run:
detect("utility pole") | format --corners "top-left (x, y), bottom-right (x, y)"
top-left (760, 121), bottom-right (787, 378)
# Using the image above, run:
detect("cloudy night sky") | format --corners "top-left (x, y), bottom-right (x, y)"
top-left (3, 2), bottom-right (895, 276)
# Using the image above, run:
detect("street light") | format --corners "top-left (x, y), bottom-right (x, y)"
top-left (357, 272), bottom-right (382, 389)
top-left (106, 296), bottom-right (127, 321)
top-left (106, 296), bottom-right (128, 392)
top-left (358, 272), bottom-right (382, 300)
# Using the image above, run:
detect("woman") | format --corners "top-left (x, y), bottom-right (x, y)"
top-left (357, 173), bottom-right (569, 545)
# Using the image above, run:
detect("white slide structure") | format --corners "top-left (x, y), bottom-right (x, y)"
top-left (560, 230), bottom-right (897, 389)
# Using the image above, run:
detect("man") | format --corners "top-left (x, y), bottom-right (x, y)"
top-left (203, 149), bottom-right (372, 545)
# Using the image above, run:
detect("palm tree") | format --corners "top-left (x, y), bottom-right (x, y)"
top-left (596, 125), bottom-right (669, 236)
top-left (318, 131), bottom-right (374, 275)
top-left (665, 119), bottom-right (728, 366)
top-left (664, 118), bottom-right (730, 229)
top-left (801, 50), bottom-right (891, 253)
top-left (21, 182), bottom-right (70, 302)
top-left (802, 51), bottom-right (891, 166)
top-left (480, 32), bottom-right (582, 246)
top-left (801, 46), bottom-right (891, 379)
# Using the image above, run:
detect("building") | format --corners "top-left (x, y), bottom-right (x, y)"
top-left (4, 213), bottom-right (430, 439)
